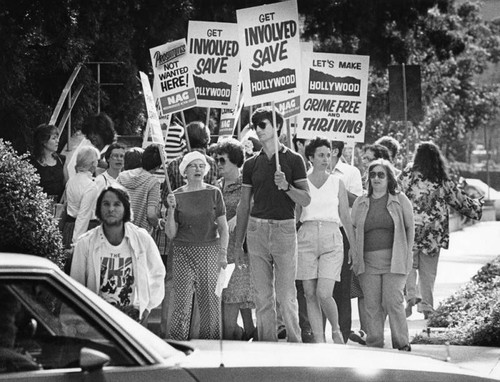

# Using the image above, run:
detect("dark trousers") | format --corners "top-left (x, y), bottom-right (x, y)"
top-left (332, 227), bottom-right (352, 343)
top-left (296, 280), bottom-right (311, 333)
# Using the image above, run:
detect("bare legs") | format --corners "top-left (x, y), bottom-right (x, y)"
top-left (303, 278), bottom-right (344, 344)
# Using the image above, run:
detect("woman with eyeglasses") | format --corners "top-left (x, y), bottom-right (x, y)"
top-left (165, 151), bottom-right (229, 340)
top-left (215, 139), bottom-right (256, 341)
top-left (95, 143), bottom-right (126, 192)
top-left (351, 159), bottom-right (414, 351)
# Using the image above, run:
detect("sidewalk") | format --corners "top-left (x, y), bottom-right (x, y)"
top-left (346, 221), bottom-right (500, 379)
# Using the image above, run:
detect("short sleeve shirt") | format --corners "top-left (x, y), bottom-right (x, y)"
top-left (242, 146), bottom-right (307, 220)
top-left (173, 184), bottom-right (226, 244)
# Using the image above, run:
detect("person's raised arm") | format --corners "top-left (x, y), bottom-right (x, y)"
top-left (164, 193), bottom-right (178, 239)
top-left (275, 172), bottom-right (311, 207)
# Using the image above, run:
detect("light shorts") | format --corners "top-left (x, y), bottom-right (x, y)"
top-left (296, 221), bottom-right (344, 281)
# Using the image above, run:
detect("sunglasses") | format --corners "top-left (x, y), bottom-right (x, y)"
top-left (253, 122), bottom-right (268, 130)
top-left (216, 157), bottom-right (226, 165)
top-left (369, 171), bottom-right (386, 179)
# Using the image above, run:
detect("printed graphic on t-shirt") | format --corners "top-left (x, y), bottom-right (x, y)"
top-left (99, 253), bottom-right (135, 309)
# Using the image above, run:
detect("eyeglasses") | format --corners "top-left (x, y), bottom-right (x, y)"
top-left (216, 157), bottom-right (226, 165)
top-left (110, 153), bottom-right (125, 159)
top-left (369, 171), bottom-right (386, 179)
top-left (253, 122), bottom-right (268, 130)
top-left (187, 163), bottom-right (207, 170)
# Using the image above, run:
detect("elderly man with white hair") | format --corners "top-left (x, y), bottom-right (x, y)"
top-left (62, 146), bottom-right (101, 248)
top-left (164, 151), bottom-right (229, 340)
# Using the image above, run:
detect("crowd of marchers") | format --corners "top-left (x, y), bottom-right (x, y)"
top-left (30, 108), bottom-right (483, 349)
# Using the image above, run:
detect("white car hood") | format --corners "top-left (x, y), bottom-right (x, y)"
top-left (175, 340), bottom-right (489, 380)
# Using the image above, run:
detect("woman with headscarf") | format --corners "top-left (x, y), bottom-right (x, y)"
top-left (165, 151), bottom-right (229, 340)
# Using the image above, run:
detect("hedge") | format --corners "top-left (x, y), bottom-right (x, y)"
top-left (412, 256), bottom-right (500, 346)
top-left (0, 139), bottom-right (66, 269)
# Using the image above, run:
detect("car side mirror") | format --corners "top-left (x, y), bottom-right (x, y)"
top-left (80, 347), bottom-right (110, 372)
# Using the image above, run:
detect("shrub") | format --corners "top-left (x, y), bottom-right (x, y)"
top-left (413, 256), bottom-right (500, 346)
top-left (0, 139), bottom-right (65, 269)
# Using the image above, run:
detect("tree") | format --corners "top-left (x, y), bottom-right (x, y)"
top-left (1, 0), bottom-right (500, 164)
top-left (300, 0), bottom-right (500, 161)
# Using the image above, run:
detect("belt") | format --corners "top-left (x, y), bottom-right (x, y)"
top-left (301, 220), bottom-right (339, 226)
top-left (249, 216), bottom-right (295, 224)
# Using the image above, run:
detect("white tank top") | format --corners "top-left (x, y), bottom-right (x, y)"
top-left (301, 175), bottom-right (340, 223)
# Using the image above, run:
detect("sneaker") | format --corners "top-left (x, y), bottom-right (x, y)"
top-left (348, 330), bottom-right (366, 345)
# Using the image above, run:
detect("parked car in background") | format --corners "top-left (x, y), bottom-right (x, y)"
top-left (0, 253), bottom-right (497, 381)
top-left (464, 178), bottom-right (500, 220)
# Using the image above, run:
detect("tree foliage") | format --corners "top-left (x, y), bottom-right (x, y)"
top-left (0, 0), bottom-right (499, 162)
top-left (0, 139), bottom-right (66, 269)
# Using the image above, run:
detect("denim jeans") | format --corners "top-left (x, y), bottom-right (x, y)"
top-left (247, 217), bottom-right (301, 342)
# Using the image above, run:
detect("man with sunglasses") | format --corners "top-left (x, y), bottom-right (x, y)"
top-left (234, 106), bottom-right (311, 342)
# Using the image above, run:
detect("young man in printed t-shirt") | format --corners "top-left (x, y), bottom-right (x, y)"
top-left (70, 186), bottom-right (165, 325)
top-left (234, 106), bottom-right (311, 342)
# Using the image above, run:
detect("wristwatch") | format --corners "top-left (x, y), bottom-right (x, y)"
top-left (285, 182), bottom-right (292, 192)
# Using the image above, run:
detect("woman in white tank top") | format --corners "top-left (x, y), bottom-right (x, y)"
top-left (296, 137), bottom-right (355, 344)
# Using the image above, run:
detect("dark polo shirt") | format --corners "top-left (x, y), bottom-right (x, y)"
top-left (242, 146), bottom-right (307, 220)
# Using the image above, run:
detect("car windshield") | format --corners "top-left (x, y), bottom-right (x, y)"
top-left (0, 279), bottom-right (135, 372)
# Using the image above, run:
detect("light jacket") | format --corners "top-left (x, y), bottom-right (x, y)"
top-left (351, 192), bottom-right (415, 276)
top-left (71, 222), bottom-right (165, 317)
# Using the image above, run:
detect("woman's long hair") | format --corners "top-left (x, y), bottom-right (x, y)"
top-left (412, 141), bottom-right (449, 183)
top-left (33, 124), bottom-right (58, 161)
